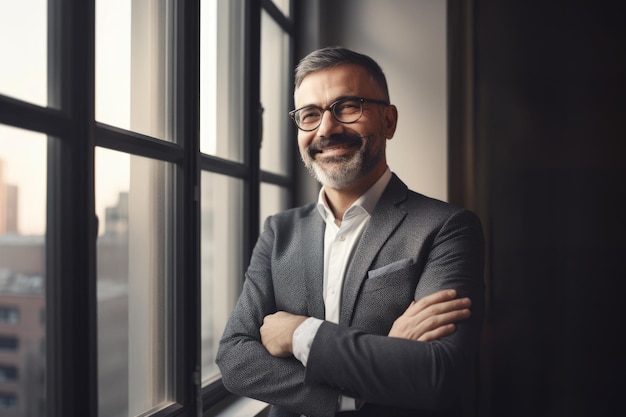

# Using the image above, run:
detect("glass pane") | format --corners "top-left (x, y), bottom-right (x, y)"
top-left (96, 0), bottom-right (176, 142)
top-left (200, 0), bottom-right (244, 161)
top-left (271, 0), bottom-right (290, 17)
top-left (260, 10), bottom-right (291, 176)
top-left (200, 172), bottom-right (242, 385)
top-left (96, 148), bottom-right (174, 416)
top-left (0, 125), bottom-right (47, 415)
top-left (0, 0), bottom-right (47, 107)
top-left (260, 183), bottom-right (289, 230)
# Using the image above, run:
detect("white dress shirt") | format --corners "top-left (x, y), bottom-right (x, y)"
top-left (292, 168), bottom-right (392, 412)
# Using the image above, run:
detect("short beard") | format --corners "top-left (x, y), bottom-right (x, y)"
top-left (301, 134), bottom-right (384, 189)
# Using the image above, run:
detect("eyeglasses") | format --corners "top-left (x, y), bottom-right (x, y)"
top-left (288, 96), bottom-right (389, 132)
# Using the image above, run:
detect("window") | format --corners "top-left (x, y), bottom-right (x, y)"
top-left (260, 8), bottom-right (292, 177)
top-left (258, 0), bottom-right (294, 230)
top-left (200, 172), bottom-right (242, 385)
top-left (0, 0), bottom-right (296, 416)
top-left (0, 125), bottom-right (46, 415)
top-left (0, 364), bottom-right (18, 382)
top-left (0, 336), bottom-right (18, 351)
top-left (0, 307), bottom-right (20, 324)
top-left (0, 392), bottom-right (17, 409)
top-left (0, 0), bottom-right (47, 107)
top-left (95, 0), bottom-right (177, 414)
top-left (199, 2), bottom-right (294, 407)
top-left (95, 149), bottom-right (175, 416)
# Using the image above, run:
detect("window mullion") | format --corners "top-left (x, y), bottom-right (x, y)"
top-left (46, 0), bottom-right (98, 417)
top-left (243, 0), bottom-right (262, 270)
top-left (174, 0), bottom-right (201, 413)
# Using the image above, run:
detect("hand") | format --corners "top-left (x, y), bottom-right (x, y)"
top-left (388, 289), bottom-right (471, 341)
top-left (260, 311), bottom-right (308, 357)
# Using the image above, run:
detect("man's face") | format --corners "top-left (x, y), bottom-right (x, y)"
top-left (294, 64), bottom-right (397, 190)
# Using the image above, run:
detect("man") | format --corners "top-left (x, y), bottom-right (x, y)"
top-left (216, 46), bottom-right (485, 417)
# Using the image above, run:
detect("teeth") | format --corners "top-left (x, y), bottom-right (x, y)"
top-left (323, 144), bottom-right (351, 152)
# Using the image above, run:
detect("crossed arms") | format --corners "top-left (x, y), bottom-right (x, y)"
top-left (216, 207), bottom-right (485, 416)
top-left (261, 289), bottom-right (472, 356)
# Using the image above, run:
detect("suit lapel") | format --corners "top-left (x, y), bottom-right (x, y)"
top-left (301, 208), bottom-right (326, 319)
top-left (339, 175), bottom-right (408, 325)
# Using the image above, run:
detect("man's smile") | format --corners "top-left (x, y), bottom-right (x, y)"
top-left (309, 135), bottom-right (363, 158)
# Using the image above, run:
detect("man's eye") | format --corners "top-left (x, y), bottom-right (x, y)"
top-left (300, 109), bottom-right (321, 121)
top-left (335, 101), bottom-right (360, 113)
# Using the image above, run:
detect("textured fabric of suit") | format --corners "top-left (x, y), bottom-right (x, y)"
top-left (216, 174), bottom-right (485, 417)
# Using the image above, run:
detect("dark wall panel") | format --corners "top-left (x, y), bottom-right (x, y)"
top-left (474, 1), bottom-right (625, 416)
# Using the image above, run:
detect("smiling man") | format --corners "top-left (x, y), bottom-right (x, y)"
top-left (293, 65), bottom-right (392, 196)
top-left (216, 46), bottom-right (485, 417)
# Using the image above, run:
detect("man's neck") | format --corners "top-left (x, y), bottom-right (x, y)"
top-left (323, 166), bottom-right (387, 221)
top-left (323, 188), bottom-right (360, 222)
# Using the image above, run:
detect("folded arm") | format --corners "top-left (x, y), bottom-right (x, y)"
top-left (303, 209), bottom-right (485, 410)
top-left (261, 288), bottom-right (472, 357)
top-left (217, 208), bottom-right (485, 414)
top-left (215, 216), bottom-right (339, 417)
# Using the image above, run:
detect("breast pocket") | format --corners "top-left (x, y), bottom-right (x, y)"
top-left (351, 260), bottom-right (422, 335)
top-left (366, 257), bottom-right (415, 281)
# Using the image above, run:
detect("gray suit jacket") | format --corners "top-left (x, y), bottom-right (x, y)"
top-left (216, 174), bottom-right (485, 417)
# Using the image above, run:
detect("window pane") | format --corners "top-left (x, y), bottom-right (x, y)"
top-left (200, 172), bottom-right (242, 385)
top-left (0, 0), bottom-right (47, 107)
top-left (0, 364), bottom-right (19, 382)
top-left (260, 10), bottom-right (291, 175)
top-left (200, 0), bottom-right (244, 161)
top-left (0, 125), bottom-right (47, 415)
top-left (96, 0), bottom-right (176, 142)
top-left (96, 148), bottom-right (174, 416)
top-left (260, 183), bottom-right (289, 229)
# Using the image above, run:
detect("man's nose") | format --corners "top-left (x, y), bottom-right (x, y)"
top-left (316, 109), bottom-right (343, 137)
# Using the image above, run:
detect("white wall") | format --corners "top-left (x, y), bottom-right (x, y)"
top-left (313, 0), bottom-right (448, 202)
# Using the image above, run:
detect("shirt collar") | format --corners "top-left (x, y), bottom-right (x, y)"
top-left (316, 167), bottom-right (392, 223)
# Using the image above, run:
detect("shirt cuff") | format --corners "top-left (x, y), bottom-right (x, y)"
top-left (292, 317), bottom-right (323, 366)
top-left (337, 395), bottom-right (356, 411)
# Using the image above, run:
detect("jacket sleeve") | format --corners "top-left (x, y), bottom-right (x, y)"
top-left (215, 216), bottom-right (339, 417)
top-left (303, 209), bottom-right (485, 411)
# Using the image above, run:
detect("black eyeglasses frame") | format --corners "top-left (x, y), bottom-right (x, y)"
top-left (288, 96), bottom-right (390, 132)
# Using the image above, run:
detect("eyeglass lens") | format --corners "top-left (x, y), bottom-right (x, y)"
top-left (294, 98), bottom-right (363, 131)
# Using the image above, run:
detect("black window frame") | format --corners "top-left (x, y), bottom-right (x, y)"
top-left (200, 0), bottom-right (296, 411)
top-left (0, 0), bottom-right (296, 416)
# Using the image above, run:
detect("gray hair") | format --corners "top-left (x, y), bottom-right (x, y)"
top-left (294, 46), bottom-right (390, 101)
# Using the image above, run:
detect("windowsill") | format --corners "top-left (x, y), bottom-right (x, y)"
top-left (204, 395), bottom-right (269, 417)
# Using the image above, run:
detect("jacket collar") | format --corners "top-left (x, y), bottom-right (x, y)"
top-left (339, 173), bottom-right (409, 325)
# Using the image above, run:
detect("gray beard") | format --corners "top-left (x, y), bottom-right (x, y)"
top-left (302, 142), bottom-right (384, 189)
top-left (308, 154), bottom-right (363, 189)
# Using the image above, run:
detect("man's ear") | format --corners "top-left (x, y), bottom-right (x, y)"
top-left (384, 104), bottom-right (398, 139)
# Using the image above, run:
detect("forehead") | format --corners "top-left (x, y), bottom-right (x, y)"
top-left (294, 64), bottom-right (382, 107)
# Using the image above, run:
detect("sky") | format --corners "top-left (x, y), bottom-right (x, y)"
top-left (1, 0), bottom-right (48, 235)
top-left (0, 0), bottom-right (130, 236)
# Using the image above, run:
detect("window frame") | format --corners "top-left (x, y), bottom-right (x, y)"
top-left (0, 0), bottom-right (296, 416)
top-left (199, 0), bottom-right (296, 411)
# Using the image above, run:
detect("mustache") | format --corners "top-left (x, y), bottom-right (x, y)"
top-left (307, 134), bottom-right (370, 155)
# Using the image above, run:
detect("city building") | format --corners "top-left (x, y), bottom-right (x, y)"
top-left (0, 237), bottom-right (45, 416)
